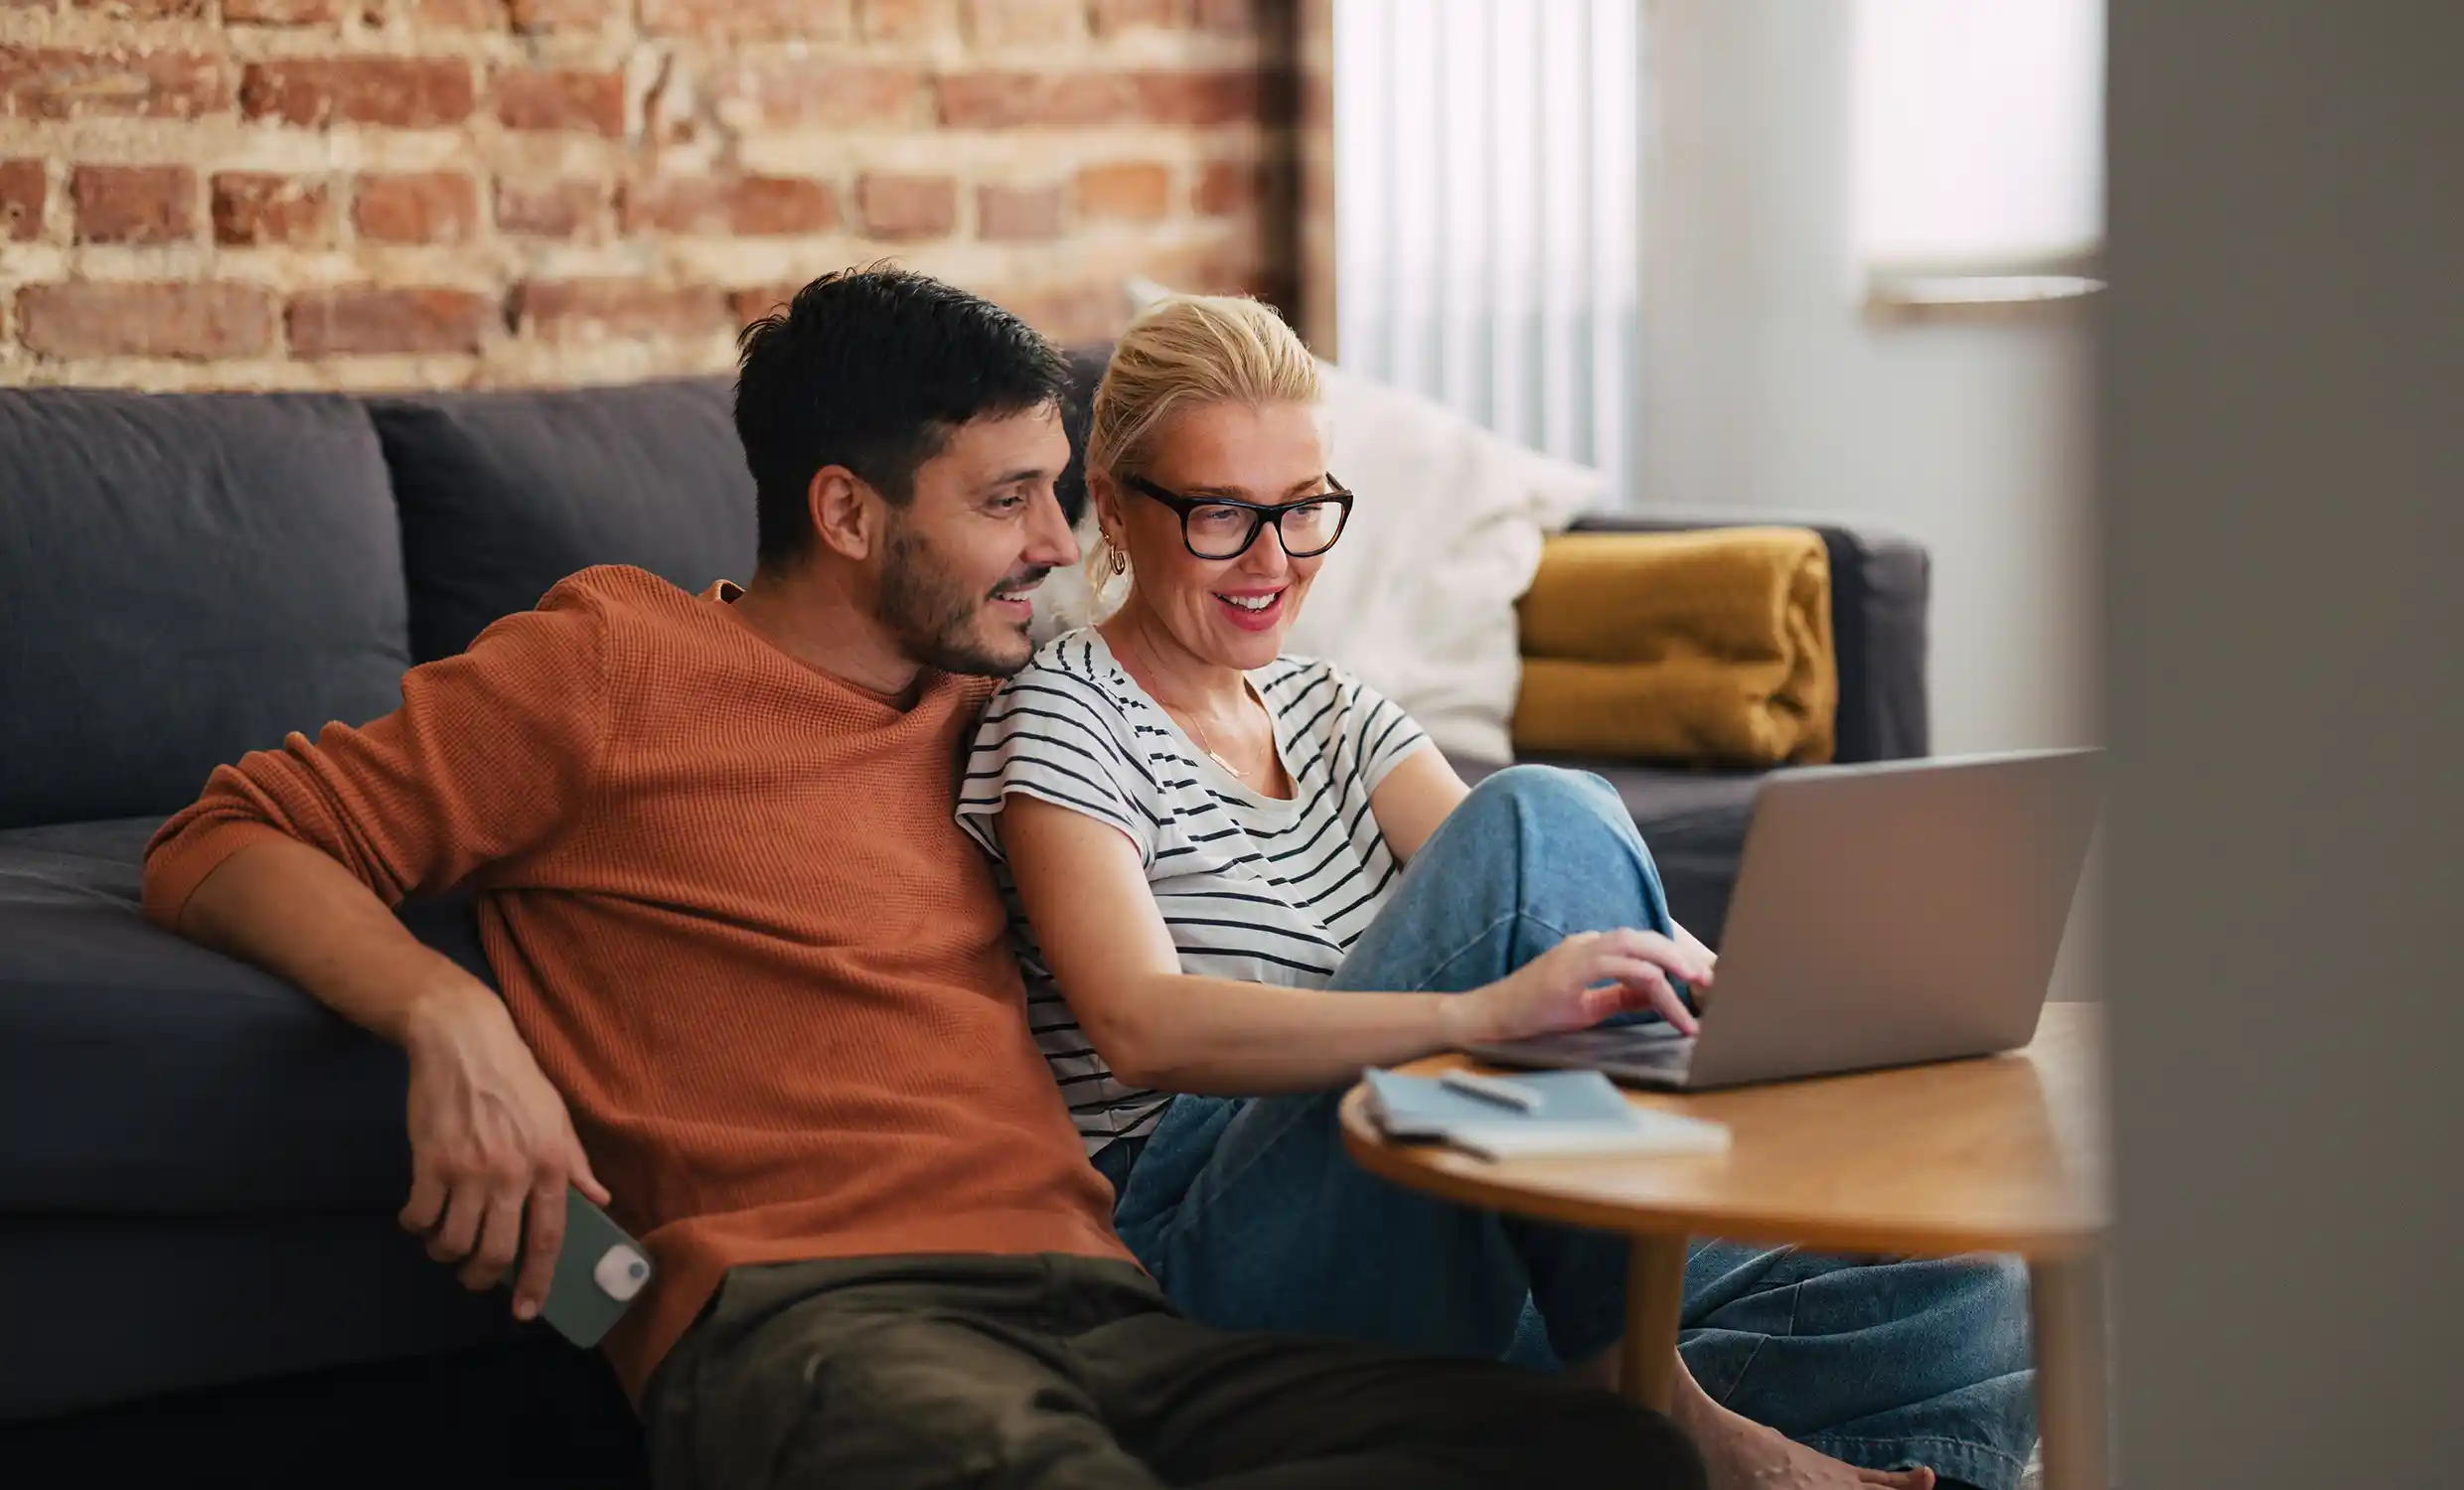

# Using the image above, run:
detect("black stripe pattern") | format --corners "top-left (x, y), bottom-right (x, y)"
top-left (957, 629), bottom-right (1432, 1153)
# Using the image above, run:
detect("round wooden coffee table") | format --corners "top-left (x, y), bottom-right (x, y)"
top-left (1339, 1003), bottom-right (2107, 1490)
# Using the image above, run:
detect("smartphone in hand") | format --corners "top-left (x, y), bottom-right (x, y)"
top-left (530, 1185), bottom-right (654, 1349)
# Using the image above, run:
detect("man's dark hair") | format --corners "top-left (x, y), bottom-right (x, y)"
top-left (735, 265), bottom-right (1071, 571)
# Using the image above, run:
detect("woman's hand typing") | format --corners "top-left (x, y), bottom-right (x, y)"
top-left (1446, 929), bottom-right (1713, 1046)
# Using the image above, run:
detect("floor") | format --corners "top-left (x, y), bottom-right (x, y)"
top-left (3, 1343), bottom-right (2078, 1488)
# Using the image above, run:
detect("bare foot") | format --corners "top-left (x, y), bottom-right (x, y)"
top-left (1669, 1359), bottom-right (1935, 1490)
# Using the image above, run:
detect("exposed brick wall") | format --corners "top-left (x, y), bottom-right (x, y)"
top-left (0, 0), bottom-right (1298, 390)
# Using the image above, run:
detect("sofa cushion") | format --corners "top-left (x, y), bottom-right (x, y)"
top-left (0, 389), bottom-right (410, 830)
top-left (0, 819), bottom-right (489, 1218)
top-left (0, 1213), bottom-right (517, 1421)
top-left (1455, 757), bottom-right (1762, 950)
top-left (369, 379), bottom-right (758, 663)
top-left (1056, 343), bottom-right (1109, 527)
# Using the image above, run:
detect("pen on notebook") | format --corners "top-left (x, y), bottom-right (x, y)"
top-left (1440, 1069), bottom-right (1544, 1113)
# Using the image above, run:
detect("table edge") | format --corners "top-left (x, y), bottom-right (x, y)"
top-left (1336, 1027), bottom-right (2108, 1262)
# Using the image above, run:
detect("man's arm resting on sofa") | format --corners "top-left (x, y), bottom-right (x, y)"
top-left (1567, 510), bottom-right (1931, 763)
top-left (143, 592), bottom-right (618, 1322)
top-left (174, 837), bottom-right (607, 1322)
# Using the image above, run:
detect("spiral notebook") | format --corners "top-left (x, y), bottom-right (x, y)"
top-left (1362, 1068), bottom-right (1731, 1162)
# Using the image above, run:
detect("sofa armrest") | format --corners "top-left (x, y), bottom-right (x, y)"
top-left (1564, 511), bottom-right (1930, 763)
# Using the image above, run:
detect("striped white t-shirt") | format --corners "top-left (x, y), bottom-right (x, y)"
top-left (956, 628), bottom-right (1434, 1153)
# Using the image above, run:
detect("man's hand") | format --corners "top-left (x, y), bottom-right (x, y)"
top-left (160, 826), bottom-right (614, 1324)
top-left (397, 978), bottom-right (610, 1322)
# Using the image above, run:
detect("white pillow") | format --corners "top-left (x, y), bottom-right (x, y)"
top-left (1036, 280), bottom-right (1604, 763)
top-left (1292, 363), bottom-right (1603, 763)
top-left (1029, 511), bottom-right (1105, 646)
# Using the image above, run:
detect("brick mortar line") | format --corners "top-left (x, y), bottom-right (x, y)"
top-left (2, 247), bottom-right (1263, 293)
top-left (19, 160), bottom-right (1281, 226)
top-left (5, 210), bottom-right (1258, 274)
top-left (0, 31), bottom-right (623, 66)
top-left (5, 236), bottom-right (1263, 289)
top-left (3, 121), bottom-right (636, 166)
top-left (0, 15), bottom-right (1264, 66)
top-left (3, 158), bottom-right (1255, 230)
top-left (1, 103), bottom-right (1283, 151)
top-left (3, 124), bottom-right (1270, 165)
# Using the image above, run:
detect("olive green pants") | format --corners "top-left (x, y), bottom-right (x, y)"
top-left (642, 1253), bottom-right (1702, 1490)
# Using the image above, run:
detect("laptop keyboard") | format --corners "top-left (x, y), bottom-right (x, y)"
top-left (1498, 1023), bottom-right (1697, 1073)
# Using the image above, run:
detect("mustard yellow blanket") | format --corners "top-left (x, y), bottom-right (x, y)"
top-left (1512, 528), bottom-right (1838, 767)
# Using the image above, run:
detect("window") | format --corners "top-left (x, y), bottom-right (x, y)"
top-left (1853, 0), bottom-right (2104, 306)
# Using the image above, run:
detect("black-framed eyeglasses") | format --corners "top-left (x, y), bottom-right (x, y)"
top-left (1125, 475), bottom-right (1355, 560)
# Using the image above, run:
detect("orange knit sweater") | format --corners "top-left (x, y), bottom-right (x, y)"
top-left (143, 566), bottom-right (1130, 1400)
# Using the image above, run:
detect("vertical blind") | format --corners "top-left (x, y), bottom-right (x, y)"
top-left (1332, 0), bottom-right (1643, 504)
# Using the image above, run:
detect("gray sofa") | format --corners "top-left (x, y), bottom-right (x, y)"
top-left (0, 366), bottom-right (1928, 1467)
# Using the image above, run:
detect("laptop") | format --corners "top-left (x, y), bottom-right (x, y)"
top-left (1463, 748), bottom-right (2102, 1091)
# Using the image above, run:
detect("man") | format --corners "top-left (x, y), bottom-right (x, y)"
top-left (141, 268), bottom-right (1702, 1490)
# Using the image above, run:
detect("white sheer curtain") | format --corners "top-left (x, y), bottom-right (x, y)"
top-left (1333, 0), bottom-right (1642, 504)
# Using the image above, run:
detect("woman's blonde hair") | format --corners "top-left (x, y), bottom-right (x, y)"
top-left (1085, 294), bottom-right (1321, 484)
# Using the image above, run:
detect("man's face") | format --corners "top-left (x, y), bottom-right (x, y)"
top-left (874, 405), bottom-right (1079, 676)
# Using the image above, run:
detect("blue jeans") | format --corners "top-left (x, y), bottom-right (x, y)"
top-left (1094, 766), bottom-right (2038, 1490)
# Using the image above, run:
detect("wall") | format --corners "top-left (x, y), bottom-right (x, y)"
top-left (1639, 0), bottom-right (2098, 758)
top-left (0, 0), bottom-right (1295, 390)
top-left (2105, 4), bottom-right (2462, 1485)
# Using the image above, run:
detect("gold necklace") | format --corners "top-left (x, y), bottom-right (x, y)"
top-left (1114, 624), bottom-right (1257, 783)
top-left (1181, 708), bottom-right (1252, 782)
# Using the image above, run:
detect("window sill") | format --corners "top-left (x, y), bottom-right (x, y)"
top-left (1863, 273), bottom-right (2105, 324)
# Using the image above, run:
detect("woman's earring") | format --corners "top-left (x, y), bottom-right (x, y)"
top-left (1097, 540), bottom-right (1129, 588)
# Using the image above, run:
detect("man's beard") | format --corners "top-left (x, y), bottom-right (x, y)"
top-left (877, 520), bottom-right (1046, 677)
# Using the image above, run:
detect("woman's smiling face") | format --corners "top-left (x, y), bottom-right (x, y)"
top-left (1101, 398), bottom-right (1335, 671)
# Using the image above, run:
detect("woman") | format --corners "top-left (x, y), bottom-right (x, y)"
top-left (958, 296), bottom-right (2034, 1490)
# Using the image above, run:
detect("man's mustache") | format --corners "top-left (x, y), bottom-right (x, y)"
top-left (990, 568), bottom-right (1051, 600)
